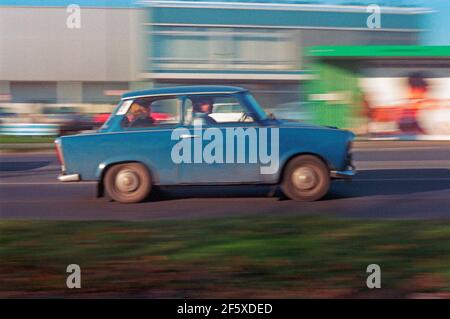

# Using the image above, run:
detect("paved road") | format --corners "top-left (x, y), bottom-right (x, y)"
top-left (1, 144), bottom-right (450, 220)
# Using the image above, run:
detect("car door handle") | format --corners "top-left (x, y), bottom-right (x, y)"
top-left (180, 134), bottom-right (200, 139)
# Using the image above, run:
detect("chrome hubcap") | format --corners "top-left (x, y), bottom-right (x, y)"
top-left (115, 169), bottom-right (140, 193)
top-left (292, 167), bottom-right (318, 190)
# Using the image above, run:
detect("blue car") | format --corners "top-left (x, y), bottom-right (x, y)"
top-left (56, 86), bottom-right (355, 203)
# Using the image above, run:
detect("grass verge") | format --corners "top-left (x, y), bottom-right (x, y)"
top-left (0, 135), bottom-right (55, 144)
top-left (1, 215), bottom-right (450, 298)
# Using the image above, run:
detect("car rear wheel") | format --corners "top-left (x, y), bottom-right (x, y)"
top-left (281, 155), bottom-right (330, 201)
top-left (104, 163), bottom-right (151, 203)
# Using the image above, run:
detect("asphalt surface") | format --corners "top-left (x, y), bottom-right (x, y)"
top-left (1, 143), bottom-right (450, 220)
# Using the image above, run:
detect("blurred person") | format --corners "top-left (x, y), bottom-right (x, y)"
top-left (192, 98), bottom-right (217, 125)
top-left (398, 72), bottom-right (428, 135)
top-left (399, 72), bottom-right (450, 137)
top-left (122, 100), bottom-right (154, 128)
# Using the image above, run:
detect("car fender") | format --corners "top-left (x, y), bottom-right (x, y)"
top-left (95, 155), bottom-right (160, 184)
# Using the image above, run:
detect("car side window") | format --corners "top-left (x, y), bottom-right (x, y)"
top-left (121, 96), bottom-right (181, 128)
top-left (184, 95), bottom-right (254, 125)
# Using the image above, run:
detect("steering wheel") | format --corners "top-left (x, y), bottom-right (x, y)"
top-left (238, 112), bottom-right (250, 122)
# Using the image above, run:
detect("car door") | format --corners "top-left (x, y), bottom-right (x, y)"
top-left (177, 94), bottom-right (264, 184)
top-left (119, 96), bottom-right (184, 185)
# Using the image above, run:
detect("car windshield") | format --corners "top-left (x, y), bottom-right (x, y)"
top-left (243, 92), bottom-right (269, 121)
top-left (98, 100), bottom-right (128, 130)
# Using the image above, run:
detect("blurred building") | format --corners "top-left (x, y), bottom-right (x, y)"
top-left (305, 45), bottom-right (450, 139)
top-left (0, 0), bottom-right (429, 108)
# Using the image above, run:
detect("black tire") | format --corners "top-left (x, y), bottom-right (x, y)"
top-left (104, 163), bottom-right (151, 203)
top-left (281, 155), bottom-right (330, 201)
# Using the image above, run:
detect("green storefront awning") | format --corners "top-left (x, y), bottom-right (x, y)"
top-left (306, 46), bottom-right (450, 58)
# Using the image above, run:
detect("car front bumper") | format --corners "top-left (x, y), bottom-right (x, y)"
top-left (58, 173), bottom-right (80, 182)
top-left (330, 166), bottom-right (356, 179)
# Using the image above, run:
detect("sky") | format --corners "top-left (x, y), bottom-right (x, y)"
top-left (324, 0), bottom-right (450, 45)
top-left (420, 0), bottom-right (450, 45)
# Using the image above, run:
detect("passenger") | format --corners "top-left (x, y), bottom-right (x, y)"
top-left (192, 98), bottom-right (217, 125)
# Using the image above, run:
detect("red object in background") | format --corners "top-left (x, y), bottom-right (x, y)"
top-left (151, 112), bottom-right (171, 121)
top-left (93, 112), bottom-right (171, 126)
top-left (93, 113), bottom-right (110, 125)
top-left (371, 107), bottom-right (403, 122)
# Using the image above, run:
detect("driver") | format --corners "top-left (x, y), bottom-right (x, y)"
top-left (123, 100), bottom-right (154, 128)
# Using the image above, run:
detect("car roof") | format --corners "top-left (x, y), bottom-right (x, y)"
top-left (121, 85), bottom-right (247, 100)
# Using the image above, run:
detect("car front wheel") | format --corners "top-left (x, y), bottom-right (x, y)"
top-left (281, 155), bottom-right (330, 201)
top-left (104, 163), bottom-right (151, 203)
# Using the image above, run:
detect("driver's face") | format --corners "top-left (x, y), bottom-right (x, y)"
top-left (128, 103), bottom-right (149, 120)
